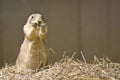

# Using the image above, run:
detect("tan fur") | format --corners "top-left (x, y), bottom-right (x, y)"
top-left (16, 14), bottom-right (47, 72)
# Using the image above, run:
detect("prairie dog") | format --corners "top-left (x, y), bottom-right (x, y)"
top-left (16, 14), bottom-right (48, 72)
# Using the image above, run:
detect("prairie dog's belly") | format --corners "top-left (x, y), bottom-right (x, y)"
top-left (17, 38), bottom-right (47, 70)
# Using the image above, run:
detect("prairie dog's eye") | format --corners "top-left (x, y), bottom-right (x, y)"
top-left (31, 16), bottom-right (34, 19)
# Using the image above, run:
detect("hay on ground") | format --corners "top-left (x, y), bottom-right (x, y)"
top-left (0, 55), bottom-right (120, 80)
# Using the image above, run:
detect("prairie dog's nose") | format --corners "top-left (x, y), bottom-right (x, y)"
top-left (38, 21), bottom-right (42, 24)
top-left (38, 21), bottom-right (42, 26)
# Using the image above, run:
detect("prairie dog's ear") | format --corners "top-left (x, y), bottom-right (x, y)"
top-left (28, 14), bottom-right (33, 21)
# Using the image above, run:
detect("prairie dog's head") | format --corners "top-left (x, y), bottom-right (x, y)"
top-left (27, 14), bottom-right (46, 27)
top-left (24, 14), bottom-right (47, 40)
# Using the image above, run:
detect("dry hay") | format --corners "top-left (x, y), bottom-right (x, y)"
top-left (0, 54), bottom-right (120, 80)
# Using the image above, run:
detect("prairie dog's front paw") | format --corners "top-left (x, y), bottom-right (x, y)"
top-left (41, 23), bottom-right (47, 27)
top-left (32, 23), bottom-right (38, 28)
top-left (41, 24), bottom-right (47, 33)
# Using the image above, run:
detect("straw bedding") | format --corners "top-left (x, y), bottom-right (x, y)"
top-left (0, 54), bottom-right (120, 80)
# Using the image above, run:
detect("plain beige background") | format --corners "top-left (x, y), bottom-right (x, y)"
top-left (0, 0), bottom-right (120, 68)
